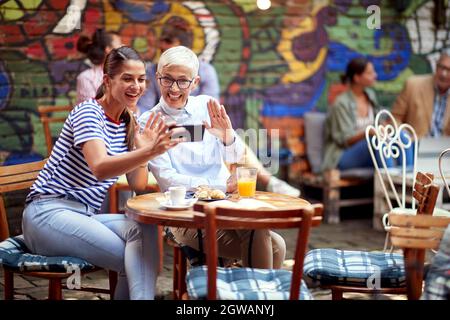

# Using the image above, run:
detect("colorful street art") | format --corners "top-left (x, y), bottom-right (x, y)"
top-left (0, 0), bottom-right (449, 165)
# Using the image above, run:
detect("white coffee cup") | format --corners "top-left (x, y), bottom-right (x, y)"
top-left (164, 186), bottom-right (186, 205)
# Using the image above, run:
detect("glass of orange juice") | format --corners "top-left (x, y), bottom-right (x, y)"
top-left (236, 167), bottom-right (257, 198)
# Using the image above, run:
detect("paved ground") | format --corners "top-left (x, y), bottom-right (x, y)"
top-left (0, 218), bottom-right (407, 300)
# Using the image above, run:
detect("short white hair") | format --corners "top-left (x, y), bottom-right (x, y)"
top-left (157, 46), bottom-right (199, 78)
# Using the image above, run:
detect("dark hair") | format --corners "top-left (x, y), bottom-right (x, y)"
top-left (95, 46), bottom-right (145, 150)
top-left (77, 29), bottom-right (115, 65)
top-left (340, 57), bottom-right (370, 84)
top-left (160, 17), bottom-right (193, 48)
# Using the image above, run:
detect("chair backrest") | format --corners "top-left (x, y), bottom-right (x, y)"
top-left (194, 203), bottom-right (323, 300)
top-left (389, 213), bottom-right (450, 299)
top-left (413, 172), bottom-right (439, 215)
top-left (438, 148), bottom-right (450, 198)
top-left (38, 105), bottom-right (72, 156)
top-left (366, 109), bottom-right (418, 212)
top-left (0, 159), bottom-right (46, 240)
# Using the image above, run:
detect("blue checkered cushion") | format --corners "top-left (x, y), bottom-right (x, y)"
top-left (0, 235), bottom-right (95, 272)
top-left (304, 249), bottom-right (405, 288)
top-left (186, 266), bottom-right (313, 300)
top-left (421, 226), bottom-right (450, 300)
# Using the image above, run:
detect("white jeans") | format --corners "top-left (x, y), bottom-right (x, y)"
top-left (22, 196), bottom-right (159, 300)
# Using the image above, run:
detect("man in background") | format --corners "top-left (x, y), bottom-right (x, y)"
top-left (392, 49), bottom-right (450, 137)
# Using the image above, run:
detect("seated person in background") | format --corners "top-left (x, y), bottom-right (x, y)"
top-left (138, 46), bottom-right (286, 269)
top-left (322, 57), bottom-right (382, 171)
top-left (391, 48), bottom-right (450, 138)
top-left (138, 18), bottom-right (300, 197)
top-left (76, 29), bottom-right (122, 105)
top-left (23, 47), bottom-right (180, 299)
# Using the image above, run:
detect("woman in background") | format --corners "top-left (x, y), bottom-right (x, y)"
top-left (322, 57), bottom-right (381, 171)
top-left (76, 29), bottom-right (122, 104)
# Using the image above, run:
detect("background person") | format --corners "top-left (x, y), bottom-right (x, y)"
top-left (76, 29), bottom-right (122, 105)
top-left (322, 57), bottom-right (382, 171)
top-left (391, 48), bottom-right (450, 138)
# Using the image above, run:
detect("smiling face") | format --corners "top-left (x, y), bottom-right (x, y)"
top-left (105, 60), bottom-right (146, 109)
top-left (157, 64), bottom-right (199, 109)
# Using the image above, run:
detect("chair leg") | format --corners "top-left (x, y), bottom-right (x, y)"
top-left (323, 170), bottom-right (341, 224)
top-left (158, 226), bottom-right (164, 274)
top-left (109, 184), bottom-right (118, 213)
top-left (48, 278), bottom-right (63, 300)
top-left (331, 288), bottom-right (344, 300)
top-left (323, 186), bottom-right (340, 224)
top-left (172, 246), bottom-right (188, 300)
top-left (108, 271), bottom-right (118, 300)
top-left (173, 246), bottom-right (180, 300)
top-left (4, 268), bottom-right (14, 300)
top-left (178, 252), bottom-right (187, 298)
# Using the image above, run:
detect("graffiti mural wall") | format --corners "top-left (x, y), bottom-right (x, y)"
top-left (0, 0), bottom-right (449, 165)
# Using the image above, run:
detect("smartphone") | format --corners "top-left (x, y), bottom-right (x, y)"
top-left (171, 124), bottom-right (205, 142)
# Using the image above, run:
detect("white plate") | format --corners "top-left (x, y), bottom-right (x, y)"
top-left (157, 198), bottom-right (198, 210)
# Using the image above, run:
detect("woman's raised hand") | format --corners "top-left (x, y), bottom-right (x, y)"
top-left (203, 99), bottom-right (234, 145)
top-left (134, 112), bottom-right (182, 158)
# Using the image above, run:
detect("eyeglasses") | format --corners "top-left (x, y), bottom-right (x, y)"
top-left (158, 76), bottom-right (193, 89)
top-left (436, 63), bottom-right (450, 74)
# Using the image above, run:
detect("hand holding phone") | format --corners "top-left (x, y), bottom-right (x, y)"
top-left (170, 124), bottom-right (205, 142)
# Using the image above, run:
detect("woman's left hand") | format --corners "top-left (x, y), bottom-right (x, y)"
top-left (203, 99), bottom-right (235, 145)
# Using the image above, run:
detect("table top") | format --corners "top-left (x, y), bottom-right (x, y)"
top-left (125, 191), bottom-right (315, 228)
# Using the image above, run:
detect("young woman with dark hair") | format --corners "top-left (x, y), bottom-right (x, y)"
top-left (322, 57), bottom-right (381, 171)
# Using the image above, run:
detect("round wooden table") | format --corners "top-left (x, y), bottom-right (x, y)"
top-left (125, 191), bottom-right (319, 300)
top-left (125, 191), bottom-right (313, 227)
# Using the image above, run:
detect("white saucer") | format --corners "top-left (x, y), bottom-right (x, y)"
top-left (157, 198), bottom-right (198, 210)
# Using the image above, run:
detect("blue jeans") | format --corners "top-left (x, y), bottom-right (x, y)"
top-left (338, 139), bottom-right (373, 170)
top-left (22, 197), bottom-right (159, 300)
top-left (338, 134), bottom-right (414, 170)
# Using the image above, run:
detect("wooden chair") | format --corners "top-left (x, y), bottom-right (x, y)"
top-left (0, 159), bottom-right (117, 299)
top-left (38, 105), bottom-right (72, 156)
top-left (304, 171), bottom-right (438, 300)
top-left (184, 203), bottom-right (323, 300)
top-left (389, 213), bottom-right (450, 300)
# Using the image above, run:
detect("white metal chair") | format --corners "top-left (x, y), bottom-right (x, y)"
top-left (438, 148), bottom-right (450, 198)
top-left (365, 109), bottom-right (418, 249)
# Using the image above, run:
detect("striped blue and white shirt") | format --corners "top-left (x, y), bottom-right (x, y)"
top-left (27, 99), bottom-right (128, 211)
